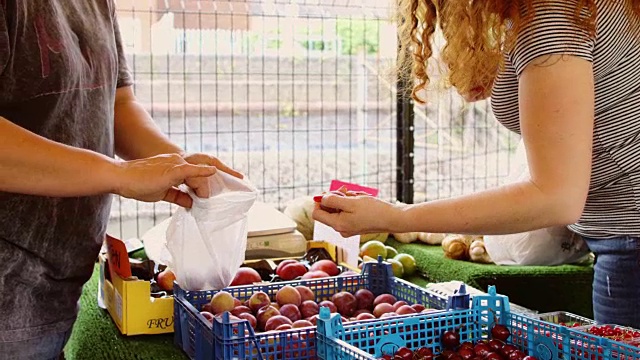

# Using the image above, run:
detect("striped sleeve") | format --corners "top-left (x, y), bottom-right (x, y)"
top-left (510, 0), bottom-right (596, 77)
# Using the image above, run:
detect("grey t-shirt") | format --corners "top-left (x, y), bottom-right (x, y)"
top-left (0, 0), bottom-right (132, 341)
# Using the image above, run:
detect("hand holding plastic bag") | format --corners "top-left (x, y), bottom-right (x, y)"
top-left (163, 171), bottom-right (257, 291)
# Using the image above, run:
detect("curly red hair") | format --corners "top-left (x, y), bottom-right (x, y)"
top-left (397, 0), bottom-right (640, 103)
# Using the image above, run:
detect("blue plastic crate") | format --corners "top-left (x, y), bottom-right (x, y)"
top-left (316, 286), bottom-right (620, 360)
top-left (174, 259), bottom-right (451, 360)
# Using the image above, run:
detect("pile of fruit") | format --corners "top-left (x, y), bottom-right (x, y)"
top-left (230, 258), bottom-right (358, 286)
top-left (199, 285), bottom-right (436, 333)
top-left (360, 240), bottom-right (417, 279)
top-left (378, 322), bottom-right (538, 360)
top-left (583, 325), bottom-right (640, 345)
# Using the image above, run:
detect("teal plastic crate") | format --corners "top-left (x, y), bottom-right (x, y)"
top-left (316, 286), bottom-right (640, 360)
top-left (174, 258), bottom-right (453, 360)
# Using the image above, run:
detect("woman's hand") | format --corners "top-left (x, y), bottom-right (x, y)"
top-left (114, 153), bottom-right (217, 208)
top-left (312, 194), bottom-right (404, 238)
top-left (181, 153), bottom-right (243, 199)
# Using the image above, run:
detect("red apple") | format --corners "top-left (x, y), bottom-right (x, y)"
top-left (396, 305), bottom-right (417, 315)
top-left (275, 259), bottom-right (299, 276)
top-left (238, 313), bottom-right (257, 329)
top-left (200, 311), bottom-right (215, 323)
top-left (331, 292), bottom-right (358, 317)
top-left (257, 305), bottom-right (281, 331)
top-left (393, 300), bottom-right (409, 311)
top-left (209, 291), bottom-right (235, 314)
top-left (373, 294), bottom-right (397, 307)
top-left (276, 285), bottom-right (302, 307)
top-left (230, 267), bottom-right (262, 286)
top-left (279, 263), bottom-right (308, 281)
top-left (310, 260), bottom-right (340, 276)
top-left (279, 304), bottom-right (302, 322)
top-left (356, 312), bottom-right (376, 321)
top-left (411, 304), bottom-right (426, 312)
top-left (319, 300), bottom-right (337, 313)
top-left (265, 315), bottom-right (293, 332)
top-left (295, 286), bottom-right (315, 302)
top-left (301, 270), bottom-right (330, 280)
top-left (373, 303), bottom-right (395, 318)
top-left (231, 306), bottom-right (252, 317)
top-left (292, 320), bottom-right (314, 328)
top-left (300, 300), bottom-right (320, 318)
top-left (354, 289), bottom-right (375, 311)
top-left (248, 292), bottom-right (271, 313)
top-left (156, 268), bottom-right (176, 292)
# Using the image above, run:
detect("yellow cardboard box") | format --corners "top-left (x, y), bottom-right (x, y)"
top-left (98, 235), bottom-right (174, 336)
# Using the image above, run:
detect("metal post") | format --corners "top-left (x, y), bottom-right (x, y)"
top-left (396, 65), bottom-right (414, 204)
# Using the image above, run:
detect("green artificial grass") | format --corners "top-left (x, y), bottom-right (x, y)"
top-left (64, 264), bottom-right (187, 360)
top-left (387, 239), bottom-right (595, 318)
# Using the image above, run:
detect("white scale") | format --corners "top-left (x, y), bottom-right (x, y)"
top-left (245, 202), bottom-right (307, 260)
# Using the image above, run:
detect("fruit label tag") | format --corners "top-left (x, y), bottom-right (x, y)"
top-left (312, 221), bottom-right (360, 267)
top-left (330, 180), bottom-right (379, 197)
top-left (106, 234), bottom-right (133, 279)
top-left (374, 333), bottom-right (406, 357)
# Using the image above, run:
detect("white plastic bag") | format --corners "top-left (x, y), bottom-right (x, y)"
top-left (483, 140), bottom-right (591, 266)
top-left (149, 171), bottom-right (258, 291)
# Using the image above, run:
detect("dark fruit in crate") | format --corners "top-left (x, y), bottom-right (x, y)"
top-left (460, 342), bottom-right (474, 350)
top-left (491, 324), bottom-right (511, 342)
top-left (485, 352), bottom-right (503, 360)
top-left (441, 330), bottom-right (461, 350)
top-left (354, 289), bottom-right (375, 310)
top-left (501, 344), bottom-right (517, 356)
top-left (379, 355), bottom-right (393, 360)
top-left (380, 312), bottom-right (398, 319)
top-left (415, 347), bottom-right (433, 357)
top-left (439, 349), bottom-right (457, 360)
top-left (522, 357), bottom-right (539, 360)
top-left (311, 259), bottom-right (340, 276)
top-left (394, 347), bottom-right (413, 360)
top-left (332, 291), bottom-right (358, 317)
top-left (473, 343), bottom-right (491, 357)
top-left (458, 348), bottom-right (475, 360)
top-left (488, 339), bottom-right (504, 352)
top-left (508, 350), bottom-right (526, 360)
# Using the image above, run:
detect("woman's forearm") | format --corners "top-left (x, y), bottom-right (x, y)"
top-left (0, 117), bottom-right (120, 197)
top-left (396, 181), bottom-right (581, 235)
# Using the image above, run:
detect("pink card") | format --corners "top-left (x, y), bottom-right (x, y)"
top-left (329, 180), bottom-right (379, 197)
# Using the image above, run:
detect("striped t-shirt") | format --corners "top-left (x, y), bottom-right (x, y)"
top-left (491, 0), bottom-right (640, 239)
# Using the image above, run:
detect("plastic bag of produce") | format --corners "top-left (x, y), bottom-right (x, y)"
top-left (483, 140), bottom-right (591, 266)
top-left (147, 171), bottom-right (258, 290)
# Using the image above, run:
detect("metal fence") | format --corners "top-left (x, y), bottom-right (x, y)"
top-left (108, 0), bottom-right (519, 240)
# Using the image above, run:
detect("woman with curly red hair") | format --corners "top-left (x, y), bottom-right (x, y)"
top-left (314, 0), bottom-right (640, 326)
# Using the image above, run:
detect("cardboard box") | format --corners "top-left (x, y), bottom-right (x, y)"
top-left (98, 235), bottom-right (174, 336)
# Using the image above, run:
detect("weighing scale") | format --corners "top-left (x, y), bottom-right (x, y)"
top-left (245, 202), bottom-right (307, 259)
